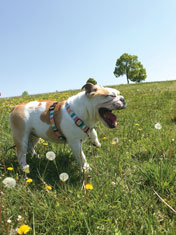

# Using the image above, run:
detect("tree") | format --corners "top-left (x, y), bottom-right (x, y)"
top-left (86, 78), bottom-right (97, 85)
top-left (114, 53), bottom-right (147, 84)
top-left (22, 91), bottom-right (29, 96)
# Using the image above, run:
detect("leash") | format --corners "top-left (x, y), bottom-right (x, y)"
top-left (49, 102), bottom-right (66, 141)
top-left (65, 102), bottom-right (90, 137)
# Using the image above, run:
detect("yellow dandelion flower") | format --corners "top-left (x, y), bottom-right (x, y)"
top-left (111, 142), bottom-right (116, 145)
top-left (135, 123), bottom-right (140, 126)
top-left (38, 138), bottom-right (45, 144)
top-left (17, 224), bottom-right (31, 234)
top-left (43, 142), bottom-right (48, 146)
top-left (138, 128), bottom-right (142, 131)
top-left (85, 184), bottom-right (93, 190)
top-left (26, 178), bottom-right (32, 183)
top-left (46, 185), bottom-right (52, 190)
top-left (7, 167), bottom-right (13, 171)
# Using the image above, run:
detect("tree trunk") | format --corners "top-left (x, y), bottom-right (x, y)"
top-left (126, 73), bottom-right (129, 84)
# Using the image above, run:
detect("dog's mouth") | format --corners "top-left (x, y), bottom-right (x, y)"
top-left (99, 108), bottom-right (117, 128)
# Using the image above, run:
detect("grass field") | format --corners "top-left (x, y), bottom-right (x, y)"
top-left (1, 80), bottom-right (176, 234)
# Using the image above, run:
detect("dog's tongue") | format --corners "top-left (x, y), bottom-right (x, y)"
top-left (104, 112), bottom-right (117, 126)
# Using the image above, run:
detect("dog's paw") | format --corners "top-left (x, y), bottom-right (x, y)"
top-left (92, 141), bottom-right (101, 148)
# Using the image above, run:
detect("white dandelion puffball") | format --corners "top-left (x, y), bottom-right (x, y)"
top-left (2, 177), bottom-right (16, 188)
top-left (46, 151), bottom-right (56, 161)
top-left (155, 123), bottom-right (162, 130)
top-left (59, 172), bottom-right (69, 182)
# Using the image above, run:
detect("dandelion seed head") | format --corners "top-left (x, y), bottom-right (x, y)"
top-left (7, 218), bottom-right (12, 223)
top-left (46, 151), bottom-right (56, 161)
top-left (59, 172), bottom-right (69, 182)
top-left (155, 122), bottom-right (162, 130)
top-left (2, 177), bottom-right (16, 188)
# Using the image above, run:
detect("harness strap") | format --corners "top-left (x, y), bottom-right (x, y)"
top-left (65, 102), bottom-right (90, 137)
top-left (49, 102), bottom-right (66, 141)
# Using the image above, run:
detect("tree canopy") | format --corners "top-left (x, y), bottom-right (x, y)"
top-left (114, 53), bottom-right (147, 84)
top-left (86, 78), bottom-right (97, 85)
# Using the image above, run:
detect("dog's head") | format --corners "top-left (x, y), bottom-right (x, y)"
top-left (82, 83), bottom-right (126, 128)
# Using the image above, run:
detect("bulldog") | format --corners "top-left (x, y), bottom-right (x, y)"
top-left (10, 83), bottom-right (126, 171)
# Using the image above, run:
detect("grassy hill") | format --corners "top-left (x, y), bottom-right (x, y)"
top-left (0, 80), bottom-right (176, 234)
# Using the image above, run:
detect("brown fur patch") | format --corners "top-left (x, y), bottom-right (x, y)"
top-left (89, 87), bottom-right (109, 97)
top-left (10, 104), bottom-right (26, 152)
top-left (40, 100), bottom-right (66, 142)
top-left (94, 87), bottom-right (109, 96)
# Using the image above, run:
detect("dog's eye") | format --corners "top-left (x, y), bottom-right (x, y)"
top-left (105, 95), bottom-right (116, 98)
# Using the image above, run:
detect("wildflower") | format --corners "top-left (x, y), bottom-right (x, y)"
top-left (112, 137), bottom-right (119, 144)
top-left (46, 185), bottom-right (52, 191)
top-left (17, 224), bottom-right (31, 234)
top-left (155, 122), bottom-right (162, 130)
top-left (46, 151), bottom-right (56, 161)
top-left (138, 128), bottom-right (142, 131)
top-left (26, 178), bottom-right (32, 183)
top-left (59, 172), bottom-right (69, 182)
top-left (112, 182), bottom-right (116, 186)
top-left (135, 123), bottom-right (140, 126)
top-left (17, 215), bottom-right (22, 221)
top-left (38, 138), bottom-right (45, 144)
top-left (7, 218), bottom-right (12, 223)
top-left (7, 167), bottom-right (13, 171)
top-left (2, 177), bottom-right (16, 188)
top-left (103, 137), bottom-right (107, 140)
top-left (43, 142), bottom-right (48, 146)
top-left (85, 183), bottom-right (93, 190)
top-left (83, 162), bottom-right (90, 172)
top-left (23, 165), bottom-right (30, 174)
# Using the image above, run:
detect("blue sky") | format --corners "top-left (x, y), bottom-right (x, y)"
top-left (0, 0), bottom-right (176, 97)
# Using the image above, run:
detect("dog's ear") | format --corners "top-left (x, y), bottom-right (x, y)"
top-left (82, 83), bottom-right (97, 95)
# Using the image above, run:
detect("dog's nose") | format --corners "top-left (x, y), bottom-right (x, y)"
top-left (120, 97), bottom-right (126, 106)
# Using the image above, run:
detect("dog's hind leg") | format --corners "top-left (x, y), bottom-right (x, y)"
top-left (10, 110), bottom-right (29, 169)
top-left (15, 134), bottom-right (29, 169)
top-left (28, 134), bottom-right (39, 158)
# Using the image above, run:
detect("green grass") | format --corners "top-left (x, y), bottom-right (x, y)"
top-left (1, 80), bottom-right (176, 234)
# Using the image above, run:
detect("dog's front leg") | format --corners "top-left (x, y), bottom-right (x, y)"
top-left (67, 139), bottom-right (90, 171)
